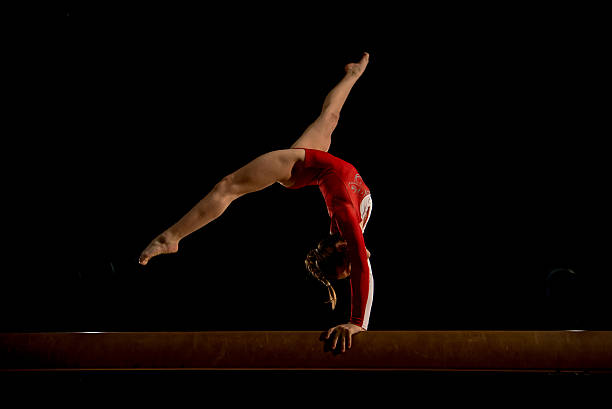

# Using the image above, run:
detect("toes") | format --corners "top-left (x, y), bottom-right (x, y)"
top-left (139, 252), bottom-right (151, 265)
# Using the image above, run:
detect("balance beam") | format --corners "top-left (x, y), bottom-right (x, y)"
top-left (1, 331), bottom-right (611, 372)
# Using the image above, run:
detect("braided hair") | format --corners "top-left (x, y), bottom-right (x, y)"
top-left (304, 233), bottom-right (346, 310)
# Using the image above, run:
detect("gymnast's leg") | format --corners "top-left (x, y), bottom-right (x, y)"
top-left (290, 52), bottom-right (369, 152)
top-left (138, 149), bottom-right (305, 265)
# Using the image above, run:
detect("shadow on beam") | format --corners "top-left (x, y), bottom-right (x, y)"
top-left (1, 331), bottom-right (611, 372)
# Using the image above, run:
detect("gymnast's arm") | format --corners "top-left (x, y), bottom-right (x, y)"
top-left (324, 205), bottom-right (372, 352)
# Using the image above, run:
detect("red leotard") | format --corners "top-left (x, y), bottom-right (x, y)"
top-left (289, 148), bottom-right (373, 329)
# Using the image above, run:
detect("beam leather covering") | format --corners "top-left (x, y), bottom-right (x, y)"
top-left (1, 331), bottom-right (611, 372)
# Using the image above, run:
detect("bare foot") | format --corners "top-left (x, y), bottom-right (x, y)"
top-left (138, 232), bottom-right (179, 265)
top-left (344, 52), bottom-right (369, 78)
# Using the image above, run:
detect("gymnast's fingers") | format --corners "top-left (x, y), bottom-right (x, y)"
top-left (331, 330), bottom-right (340, 350)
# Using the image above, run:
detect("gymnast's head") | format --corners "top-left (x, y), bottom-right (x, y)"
top-left (305, 233), bottom-right (350, 310)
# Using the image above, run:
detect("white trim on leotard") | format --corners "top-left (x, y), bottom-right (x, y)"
top-left (362, 258), bottom-right (374, 330)
top-left (360, 194), bottom-right (372, 232)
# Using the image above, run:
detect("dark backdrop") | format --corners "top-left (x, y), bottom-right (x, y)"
top-left (3, 5), bottom-right (609, 332)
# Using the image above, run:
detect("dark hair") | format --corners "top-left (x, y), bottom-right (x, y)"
top-left (305, 233), bottom-right (345, 309)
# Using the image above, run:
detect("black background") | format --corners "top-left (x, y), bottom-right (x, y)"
top-left (3, 4), bottom-right (609, 332)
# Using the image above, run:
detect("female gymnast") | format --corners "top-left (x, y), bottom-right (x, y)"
top-left (139, 52), bottom-right (372, 353)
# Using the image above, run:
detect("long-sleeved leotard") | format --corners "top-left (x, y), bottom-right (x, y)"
top-left (288, 148), bottom-right (373, 329)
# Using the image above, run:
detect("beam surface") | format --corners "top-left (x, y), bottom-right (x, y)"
top-left (1, 331), bottom-right (611, 372)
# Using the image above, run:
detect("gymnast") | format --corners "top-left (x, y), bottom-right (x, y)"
top-left (139, 52), bottom-right (373, 353)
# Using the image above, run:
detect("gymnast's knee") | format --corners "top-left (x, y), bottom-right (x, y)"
top-left (213, 174), bottom-right (240, 202)
top-left (321, 110), bottom-right (339, 129)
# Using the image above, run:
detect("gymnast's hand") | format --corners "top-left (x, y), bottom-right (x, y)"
top-left (325, 323), bottom-right (364, 353)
